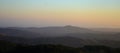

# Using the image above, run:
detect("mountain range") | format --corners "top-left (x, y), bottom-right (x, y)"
top-left (0, 25), bottom-right (120, 48)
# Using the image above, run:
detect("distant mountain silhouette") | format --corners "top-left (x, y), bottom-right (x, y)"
top-left (0, 28), bottom-right (41, 38)
top-left (19, 25), bottom-right (96, 37)
top-left (0, 25), bottom-right (96, 37)
top-left (0, 26), bottom-right (119, 40)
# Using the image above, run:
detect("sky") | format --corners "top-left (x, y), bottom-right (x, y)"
top-left (0, 0), bottom-right (120, 28)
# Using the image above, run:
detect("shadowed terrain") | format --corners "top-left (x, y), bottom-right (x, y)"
top-left (0, 26), bottom-right (120, 53)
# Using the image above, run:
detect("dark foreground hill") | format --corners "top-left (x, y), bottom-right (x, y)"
top-left (0, 28), bottom-right (120, 53)
top-left (0, 40), bottom-right (120, 53)
top-left (0, 34), bottom-right (120, 48)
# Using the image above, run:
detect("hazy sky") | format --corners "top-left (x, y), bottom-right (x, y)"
top-left (0, 0), bottom-right (120, 28)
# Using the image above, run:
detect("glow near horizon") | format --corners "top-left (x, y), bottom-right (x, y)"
top-left (0, 0), bottom-right (120, 28)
